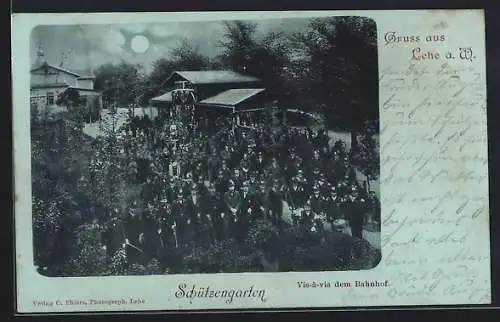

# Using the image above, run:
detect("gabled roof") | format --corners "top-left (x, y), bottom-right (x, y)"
top-left (30, 63), bottom-right (95, 78)
top-left (165, 70), bottom-right (261, 85)
top-left (199, 88), bottom-right (266, 107)
top-left (72, 68), bottom-right (95, 78)
top-left (150, 91), bottom-right (173, 103)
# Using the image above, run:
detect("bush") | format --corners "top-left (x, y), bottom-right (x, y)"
top-left (245, 219), bottom-right (279, 252)
top-left (64, 223), bottom-right (108, 276)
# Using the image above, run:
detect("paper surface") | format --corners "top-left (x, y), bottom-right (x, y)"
top-left (12, 10), bottom-right (490, 312)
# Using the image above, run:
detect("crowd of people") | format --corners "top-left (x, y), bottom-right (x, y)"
top-left (88, 108), bottom-right (380, 268)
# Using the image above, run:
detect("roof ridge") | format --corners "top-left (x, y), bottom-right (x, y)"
top-left (30, 63), bottom-right (95, 77)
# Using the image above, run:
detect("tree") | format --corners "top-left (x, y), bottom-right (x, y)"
top-left (354, 119), bottom-right (380, 190)
top-left (218, 22), bottom-right (290, 95)
top-left (217, 21), bottom-right (292, 124)
top-left (94, 61), bottom-right (144, 108)
top-left (293, 17), bottom-right (378, 152)
top-left (218, 21), bottom-right (259, 72)
top-left (171, 39), bottom-right (211, 71)
top-left (59, 88), bottom-right (81, 106)
top-left (140, 58), bottom-right (176, 105)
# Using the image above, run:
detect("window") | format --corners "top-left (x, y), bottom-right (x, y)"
top-left (79, 96), bottom-right (88, 106)
top-left (46, 92), bottom-right (54, 105)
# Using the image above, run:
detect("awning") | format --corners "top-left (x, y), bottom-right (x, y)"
top-left (198, 88), bottom-right (266, 108)
top-left (150, 91), bottom-right (173, 103)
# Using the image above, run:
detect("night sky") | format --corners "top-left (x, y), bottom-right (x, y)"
top-left (30, 18), bottom-right (311, 73)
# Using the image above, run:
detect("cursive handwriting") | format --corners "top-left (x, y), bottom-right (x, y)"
top-left (372, 55), bottom-right (489, 304)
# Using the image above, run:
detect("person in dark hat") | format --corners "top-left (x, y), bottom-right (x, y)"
top-left (285, 180), bottom-right (301, 226)
top-left (269, 157), bottom-right (281, 178)
top-left (141, 202), bottom-right (165, 261)
top-left (327, 186), bottom-right (343, 222)
top-left (192, 161), bottom-right (205, 183)
top-left (215, 169), bottom-right (229, 195)
top-left (238, 181), bottom-right (253, 215)
top-left (220, 159), bottom-right (231, 180)
top-left (268, 180), bottom-right (284, 227)
top-left (311, 149), bottom-right (324, 172)
top-left (171, 191), bottom-right (188, 224)
top-left (202, 212), bottom-right (216, 243)
top-left (253, 151), bottom-right (267, 174)
top-left (207, 151), bottom-right (220, 182)
top-left (166, 180), bottom-right (178, 203)
top-left (367, 190), bottom-right (381, 226)
top-left (186, 184), bottom-right (200, 222)
top-left (124, 201), bottom-right (144, 249)
top-left (232, 168), bottom-right (243, 192)
top-left (312, 208), bottom-right (326, 234)
top-left (317, 175), bottom-right (330, 197)
top-left (283, 150), bottom-right (298, 182)
top-left (309, 186), bottom-right (325, 216)
top-left (224, 180), bottom-right (242, 221)
top-left (145, 201), bottom-right (158, 221)
top-left (141, 176), bottom-right (154, 203)
top-left (246, 142), bottom-right (256, 158)
top-left (201, 182), bottom-right (222, 241)
top-left (288, 178), bottom-right (306, 211)
top-left (346, 192), bottom-right (364, 239)
top-left (300, 201), bottom-right (314, 231)
top-left (220, 144), bottom-right (232, 166)
top-left (247, 172), bottom-right (260, 195)
top-left (255, 181), bottom-right (269, 220)
top-left (347, 165), bottom-right (358, 185)
top-left (240, 156), bottom-right (251, 181)
top-left (337, 177), bottom-right (349, 198)
top-left (298, 168), bottom-right (313, 197)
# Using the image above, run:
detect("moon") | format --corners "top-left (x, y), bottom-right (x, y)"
top-left (130, 35), bottom-right (150, 54)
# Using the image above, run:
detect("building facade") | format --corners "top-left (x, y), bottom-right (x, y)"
top-left (149, 70), bottom-right (282, 130)
top-left (30, 48), bottom-right (103, 113)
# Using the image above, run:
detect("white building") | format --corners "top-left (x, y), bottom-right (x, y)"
top-left (30, 47), bottom-right (102, 111)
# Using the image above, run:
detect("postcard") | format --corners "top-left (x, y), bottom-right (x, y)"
top-left (12, 9), bottom-right (490, 313)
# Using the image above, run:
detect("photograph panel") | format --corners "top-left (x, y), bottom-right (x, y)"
top-left (13, 10), bottom-right (491, 312)
top-left (29, 17), bottom-right (381, 277)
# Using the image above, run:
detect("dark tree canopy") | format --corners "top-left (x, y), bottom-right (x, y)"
top-left (216, 21), bottom-right (292, 105)
top-left (171, 39), bottom-right (212, 71)
top-left (293, 17), bottom-right (378, 126)
top-left (94, 61), bottom-right (144, 108)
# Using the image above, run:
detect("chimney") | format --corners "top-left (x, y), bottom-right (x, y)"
top-left (35, 45), bottom-right (46, 67)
